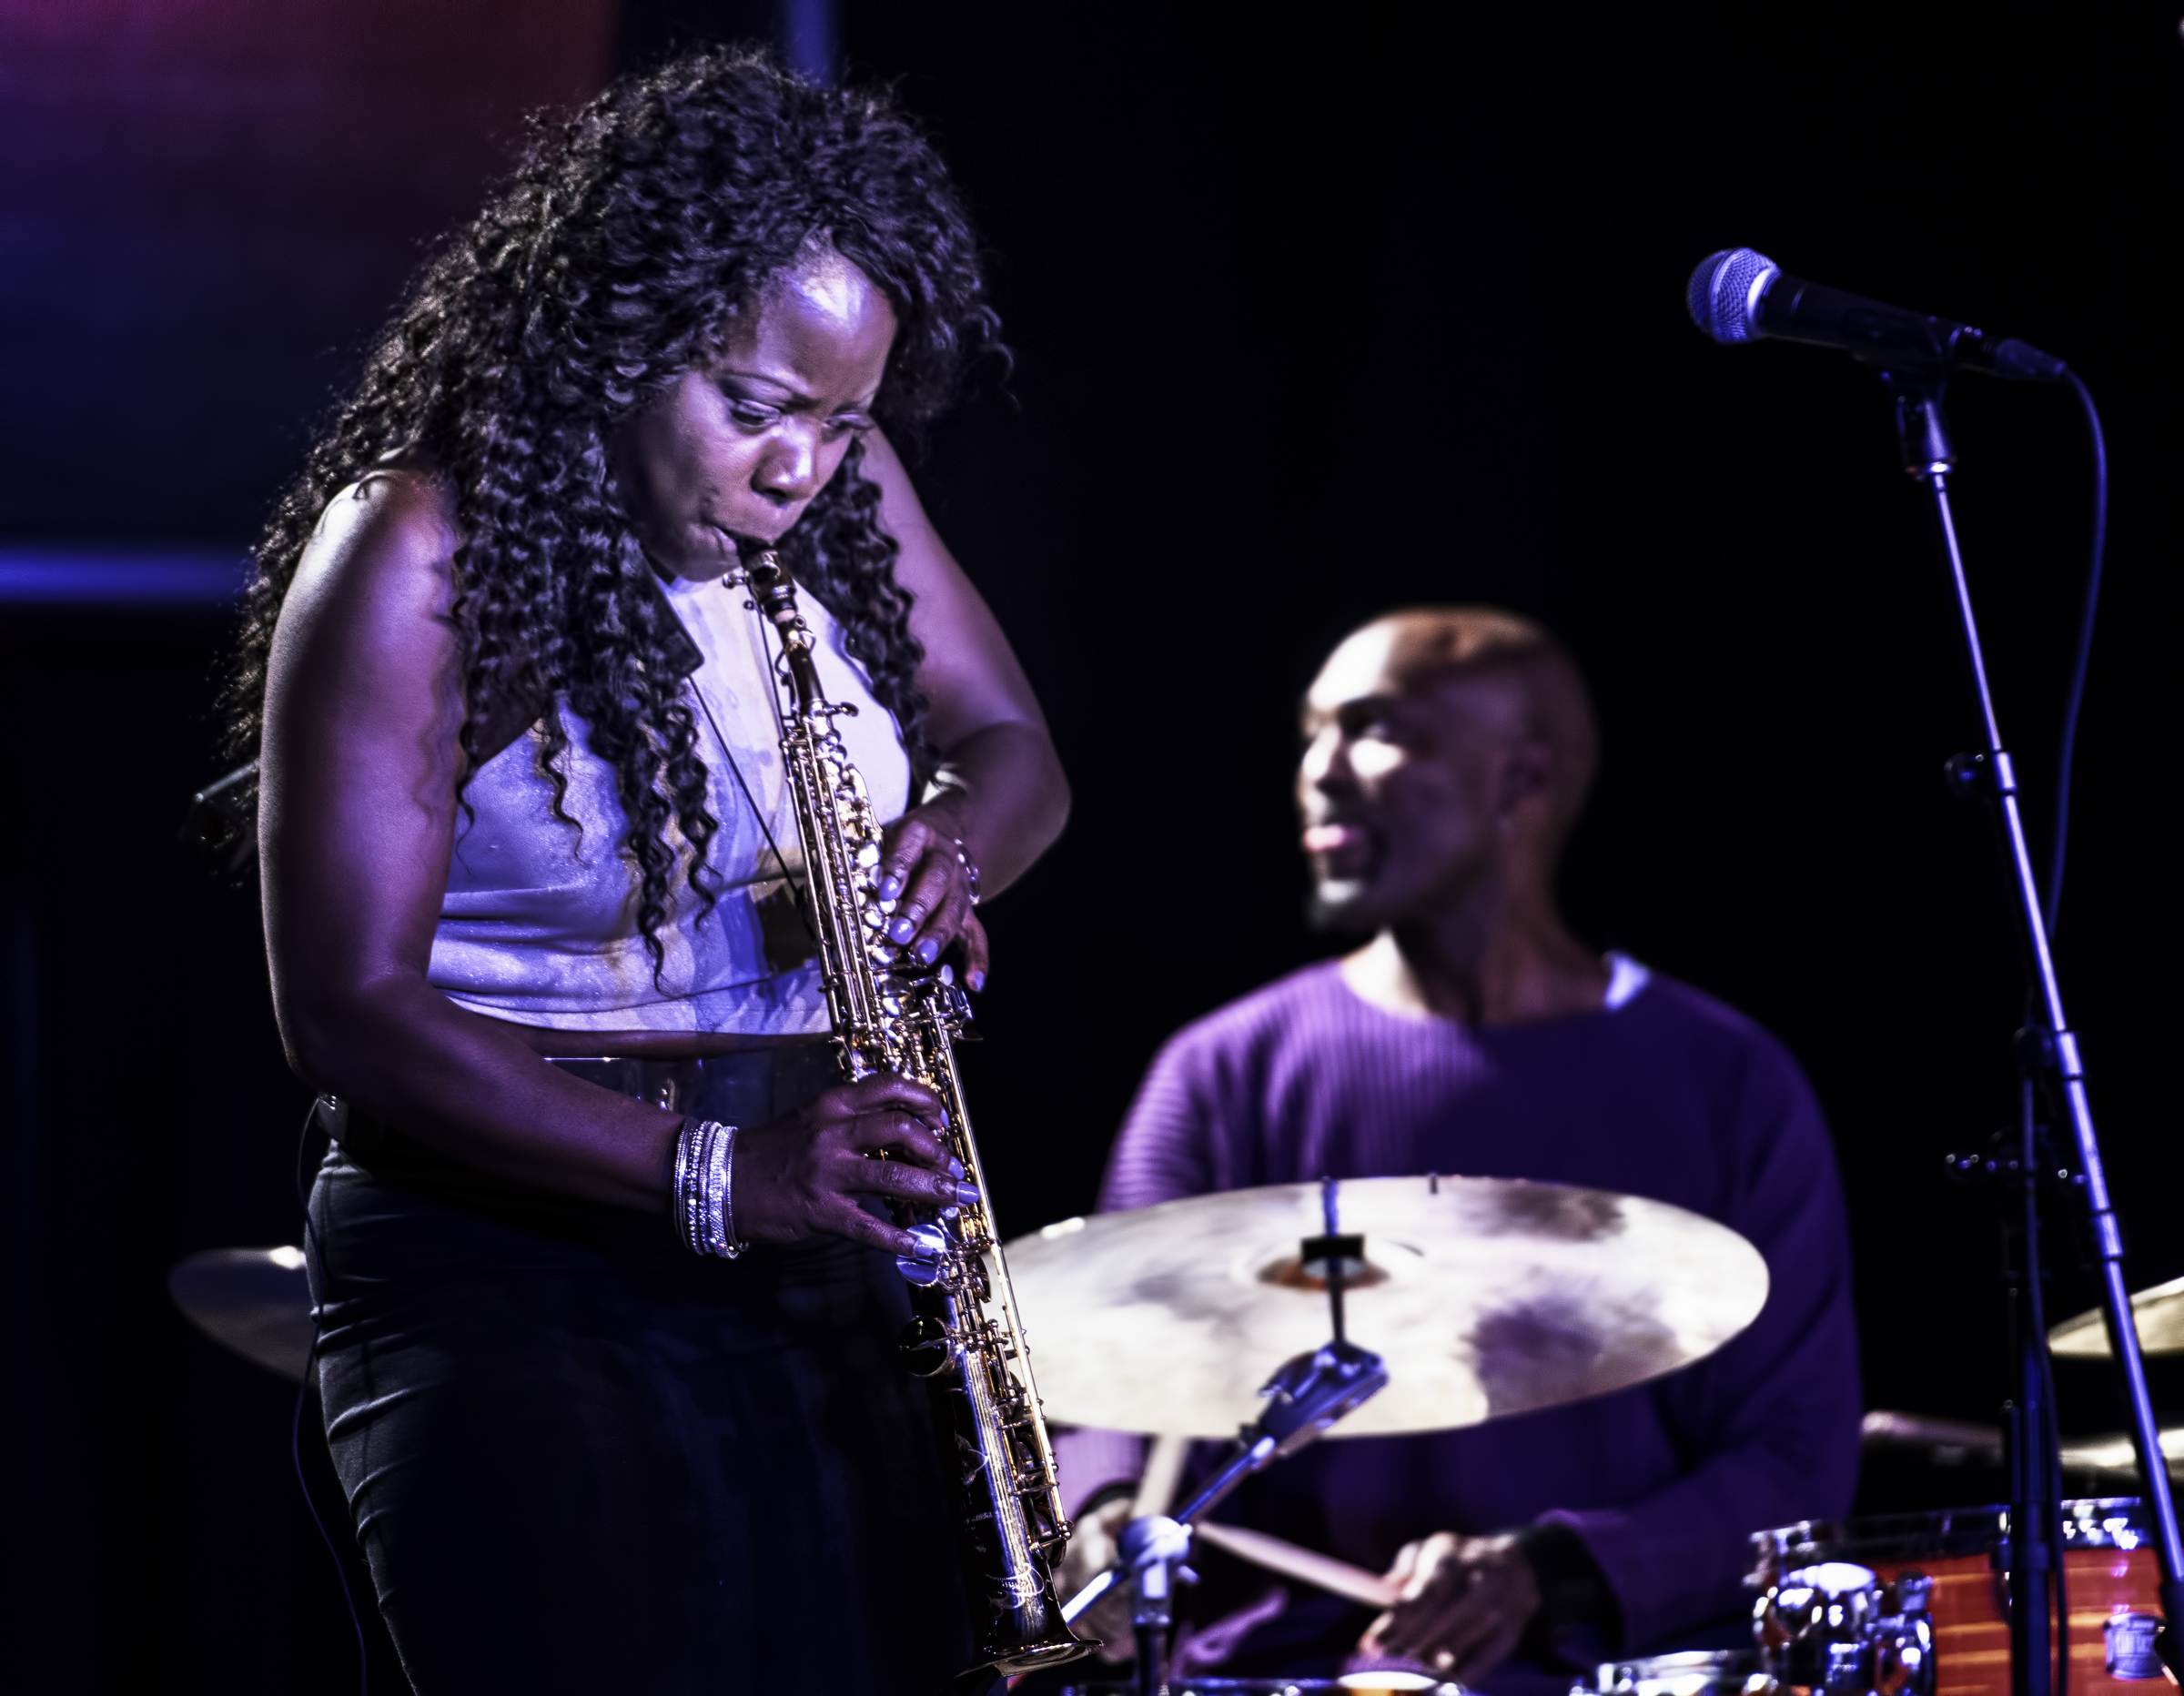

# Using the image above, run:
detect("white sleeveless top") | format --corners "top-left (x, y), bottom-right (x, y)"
top-left (427, 571), bottom-right (913, 1035)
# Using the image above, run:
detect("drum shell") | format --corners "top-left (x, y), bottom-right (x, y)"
top-left (1750, 1499), bottom-right (2166, 1696)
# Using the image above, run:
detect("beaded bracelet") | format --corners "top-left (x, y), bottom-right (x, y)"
top-left (672, 1118), bottom-right (748, 1258)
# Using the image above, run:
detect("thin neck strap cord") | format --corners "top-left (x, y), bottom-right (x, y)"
top-left (686, 573), bottom-right (807, 920)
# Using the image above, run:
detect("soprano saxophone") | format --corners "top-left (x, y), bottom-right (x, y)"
top-left (741, 550), bottom-right (1091, 1681)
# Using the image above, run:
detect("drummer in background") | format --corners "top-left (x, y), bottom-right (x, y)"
top-left (1057, 609), bottom-right (1862, 1692)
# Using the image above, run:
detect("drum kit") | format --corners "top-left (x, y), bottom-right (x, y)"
top-left (169, 1160), bottom-right (2184, 1696)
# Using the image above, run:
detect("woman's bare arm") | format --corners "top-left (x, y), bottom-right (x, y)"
top-left (859, 431), bottom-right (1071, 985)
top-left (258, 470), bottom-right (961, 1243)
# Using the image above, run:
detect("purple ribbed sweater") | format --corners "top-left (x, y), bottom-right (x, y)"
top-left (1098, 959), bottom-right (1862, 1659)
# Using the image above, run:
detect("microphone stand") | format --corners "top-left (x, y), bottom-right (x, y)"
top-left (1882, 371), bottom-right (2184, 1687)
top-left (1946, 1091), bottom-right (2068, 1696)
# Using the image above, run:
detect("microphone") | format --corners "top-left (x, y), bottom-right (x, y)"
top-left (1687, 248), bottom-right (2067, 382)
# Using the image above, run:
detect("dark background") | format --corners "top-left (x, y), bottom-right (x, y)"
top-left (4, 0), bottom-right (2180, 1686)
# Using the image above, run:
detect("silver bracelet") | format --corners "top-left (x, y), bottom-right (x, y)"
top-left (672, 1117), bottom-right (698, 1251)
top-left (952, 837), bottom-right (982, 907)
top-left (672, 1118), bottom-right (747, 1258)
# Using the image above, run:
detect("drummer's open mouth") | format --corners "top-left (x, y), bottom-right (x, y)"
top-left (1303, 818), bottom-right (1382, 882)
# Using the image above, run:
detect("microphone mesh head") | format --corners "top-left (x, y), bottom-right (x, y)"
top-left (1687, 247), bottom-right (1779, 344)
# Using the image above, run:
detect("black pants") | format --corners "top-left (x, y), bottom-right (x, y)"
top-left (307, 1050), bottom-right (976, 1694)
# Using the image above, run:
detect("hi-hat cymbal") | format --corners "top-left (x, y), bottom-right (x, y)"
top-left (2048, 1277), bottom-right (2184, 1359)
top-left (1005, 1176), bottom-right (1769, 1439)
top-left (168, 1247), bottom-right (315, 1382)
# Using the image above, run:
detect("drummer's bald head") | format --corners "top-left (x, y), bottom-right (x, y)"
top-left (1333, 608), bottom-right (1599, 841)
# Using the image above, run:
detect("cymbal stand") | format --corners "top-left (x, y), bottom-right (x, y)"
top-left (1062, 1177), bottom-right (1390, 1696)
top-left (1886, 372), bottom-right (2184, 1685)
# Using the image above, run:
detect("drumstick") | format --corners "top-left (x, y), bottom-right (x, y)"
top-left (1133, 1431), bottom-right (1190, 1519)
top-left (1189, 1519), bottom-right (1401, 1610)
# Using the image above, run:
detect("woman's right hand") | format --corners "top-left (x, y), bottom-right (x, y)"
top-left (729, 1072), bottom-right (978, 1256)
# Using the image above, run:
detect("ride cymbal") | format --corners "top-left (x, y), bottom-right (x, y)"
top-left (1006, 1175), bottom-right (1768, 1439)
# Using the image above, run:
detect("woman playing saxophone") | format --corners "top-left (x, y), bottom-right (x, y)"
top-left (243, 51), bottom-right (1069, 1692)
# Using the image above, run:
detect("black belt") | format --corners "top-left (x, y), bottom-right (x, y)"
top-left (318, 1040), bottom-right (841, 1166)
top-left (537, 1044), bottom-right (842, 1124)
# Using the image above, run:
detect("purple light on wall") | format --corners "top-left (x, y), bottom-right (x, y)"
top-left (0, 548), bottom-right (248, 606)
top-left (779, 0), bottom-right (835, 84)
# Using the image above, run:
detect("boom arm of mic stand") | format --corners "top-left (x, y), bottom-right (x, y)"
top-left (1178, 1337), bottom-right (1390, 1526)
top-left (1057, 1337), bottom-right (1390, 1625)
top-left (1062, 1338), bottom-right (1387, 1696)
top-left (1889, 374), bottom-right (2184, 1676)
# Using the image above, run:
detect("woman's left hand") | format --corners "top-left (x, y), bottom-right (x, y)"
top-left (876, 808), bottom-right (990, 989)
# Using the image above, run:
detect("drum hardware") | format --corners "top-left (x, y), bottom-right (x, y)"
top-left (1063, 1179), bottom-right (1392, 1696)
top-left (1750, 1499), bottom-right (2169, 1696)
top-left (1754, 1560), bottom-right (1934, 1696)
top-left (1060, 1680), bottom-right (1459, 1693)
top-left (1581, 1649), bottom-right (1770, 1696)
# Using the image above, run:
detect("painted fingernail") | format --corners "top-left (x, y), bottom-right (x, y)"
top-left (915, 937), bottom-right (940, 964)
top-left (878, 874), bottom-right (904, 901)
top-left (948, 1156), bottom-right (965, 1178)
top-left (966, 970), bottom-right (986, 993)
top-left (954, 1182), bottom-right (982, 1206)
top-left (888, 916), bottom-right (916, 944)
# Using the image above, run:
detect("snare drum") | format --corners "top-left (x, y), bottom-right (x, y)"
top-left (1750, 1499), bottom-right (2166, 1696)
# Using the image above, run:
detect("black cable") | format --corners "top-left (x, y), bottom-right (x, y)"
top-left (2039, 1315), bottom-right (2069, 1696)
top-left (2029, 373), bottom-right (2106, 1691)
top-left (2046, 372), bottom-right (2108, 942)
top-left (291, 1102), bottom-right (369, 1696)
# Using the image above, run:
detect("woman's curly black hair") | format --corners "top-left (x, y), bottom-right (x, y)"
top-left (225, 48), bottom-right (1002, 981)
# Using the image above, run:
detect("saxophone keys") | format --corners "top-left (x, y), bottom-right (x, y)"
top-left (897, 1314), bottom-right (955, 1376)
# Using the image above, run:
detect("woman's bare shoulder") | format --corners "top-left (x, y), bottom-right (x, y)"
top-left (281, 467), bottom-right (461, 636)
top-left (305, 467), bottom-right (458, 581)
top-left (268, 467), bottom-right (468, 699)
